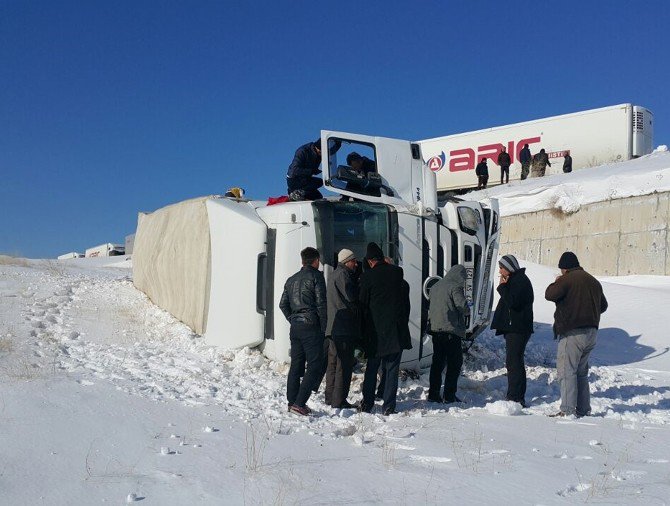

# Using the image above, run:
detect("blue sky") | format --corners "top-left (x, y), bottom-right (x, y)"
top-left (1, 0), bottom-right (668, 258)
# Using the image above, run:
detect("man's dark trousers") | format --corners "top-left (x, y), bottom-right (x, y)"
top-left (287, 323), bottom-right (324, 408)
top-left (287, 176), bottom-right (323, 200)
top-left (505, 332), bottom-right (531, 403)
top-left (363, 352), bottom-right (402, 412)
top-left (324, 338), bottom-right (356, 407)
top-left (428, 332), bottom-right (463, 400)
top-left (500, 166), bottom-right (510, 184)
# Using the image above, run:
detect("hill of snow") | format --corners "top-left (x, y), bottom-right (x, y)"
top-left (468, 149), bottom-right (670, 217)
top-left (1, 257), bottom-right (669, 504)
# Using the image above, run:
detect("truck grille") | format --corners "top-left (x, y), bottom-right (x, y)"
top-left (478, 243), bottom-right (495, 315)
top-left (634, 111), bottom-right (644, 132)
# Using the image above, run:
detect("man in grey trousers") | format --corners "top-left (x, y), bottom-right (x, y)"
top-left (545, 252), bottom-right (608, 417)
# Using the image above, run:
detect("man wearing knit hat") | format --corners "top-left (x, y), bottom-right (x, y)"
top-left (358, 242), bottom-right (412, 415)
top-left (324, 248), bottom-right (360, 409)
top-left (545, 251), bottom-right (608, 417)
top-left (491, 255), bottom-right (534, 407)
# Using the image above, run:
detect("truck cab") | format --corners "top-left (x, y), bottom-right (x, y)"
top-left (203, 131), bottom-right (500, 369)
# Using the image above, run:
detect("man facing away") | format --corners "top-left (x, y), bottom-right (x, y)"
top-left (358, 242), bottom-right (411, 415)
top-left (475, 158), bottom-right (489, 189)
top-left (324, 248), bottom-right (360, 409)
top-left (497, 147), bottom-right (511, 185)
top-left (562, 151), bottom-right (573, 173)
top-left (279, 247), bottom-right (328, 416)
top-left (519, 143), bottom-right (532, 180)
top-left (491, 255), bottom-right (534, 407)
top-left (545, 252), bottom-right (608, 417)
top-left (427, 265), bottom-right (470, 404)
top-left (286, 138), bottom-right (341, 201)
top-left (531, 148), bottom-right (551, 177)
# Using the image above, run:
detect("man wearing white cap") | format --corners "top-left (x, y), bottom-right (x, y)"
top-left (324, 248), bottom-right (360, 408)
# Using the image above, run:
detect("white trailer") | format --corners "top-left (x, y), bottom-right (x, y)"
top-left (57, 252), bottom-right (83, 260)
top-left (418, 104), bottom-right (654, 192)
top-left (133, 131), bottom-right (500, 369)
top-left (85, 243), bottom-right (125, 257)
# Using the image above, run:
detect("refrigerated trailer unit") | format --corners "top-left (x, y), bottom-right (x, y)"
top-left (85, 243), bottom-right (125, 257)
top-left (133, 131), bottom-right (500, 369)
top-left (418, 104), bottom-right (654, 192)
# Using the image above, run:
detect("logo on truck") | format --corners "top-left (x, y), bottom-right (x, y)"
top-left (427, 152), bottom-right (445, 172)
top-left (446, 136), bottom-right (542, 172)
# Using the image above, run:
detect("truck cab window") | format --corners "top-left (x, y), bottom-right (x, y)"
top-left (327, 139), bottom-right (383, 197)
top-left (312, 201), bottom-right (397, 267)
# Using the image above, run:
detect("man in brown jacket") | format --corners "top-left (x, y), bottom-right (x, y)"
top-left (545, 252), bottom-right (608, 417)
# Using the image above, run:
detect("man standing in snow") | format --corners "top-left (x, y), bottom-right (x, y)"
top-left (491, 255), bottom-right (534, 407)
top-left (531, 148), bottom-right (551, 177)
top-left (475, 158), bottom-right (489, 189)
top-left (497, 147), bottom-right (511, 185)
top-left (358, 242), bottom-right (411, 415)
top-left (324, 248), bottom-right (360, 409)
top-left (519, 143), bottom-right (532, 180)
top-left (562, 151), bottom-right (573, 173)
top-left (279, 247), bottom-right (328, 416)
top-left (545, 252), bottom-right (608, 417)
top-left (427, 264), bottom-right (470, 404)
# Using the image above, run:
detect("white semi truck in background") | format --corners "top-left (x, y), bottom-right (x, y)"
top-left (85, 243), bottom-right (125, 257)
top-left (419, 104), bottom-right (654, 193)
top-left (133, 131), bottom-right (501, 369)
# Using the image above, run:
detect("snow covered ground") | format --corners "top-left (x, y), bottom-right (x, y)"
top-left (1, 257), bottom-right (670, 505)
top-left (468, 148), bottom-right (670, 216)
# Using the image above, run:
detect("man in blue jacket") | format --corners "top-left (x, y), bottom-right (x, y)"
top-left (287, 139), bottom-right (341, 201)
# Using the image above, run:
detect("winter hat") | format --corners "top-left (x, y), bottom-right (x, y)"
top-left (366, 242), bottom-right (385, 261)
top-left (337, 249), bottom-right (355, 264)
top-left (499, 254), bottom-right (520, 273)
top-left (558, 251), bottom-right (580, 269)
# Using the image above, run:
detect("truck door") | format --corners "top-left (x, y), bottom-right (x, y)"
top-left (319, 130), bottom-right (436, 210)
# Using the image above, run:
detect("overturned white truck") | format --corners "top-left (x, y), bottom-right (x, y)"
top-left (133, 131), bottom-right (500, 369)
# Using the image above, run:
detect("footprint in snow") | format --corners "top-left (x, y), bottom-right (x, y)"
top-left (557, 483), bottom-right (591, 496)
top-left (410, 455), bottom-right (452, 465)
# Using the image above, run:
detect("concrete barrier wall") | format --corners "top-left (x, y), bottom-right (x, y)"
top-left (499, 191), bottom-right (670, 276)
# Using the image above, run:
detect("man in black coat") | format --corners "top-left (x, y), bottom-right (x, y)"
top-left (286, 139), bottom-right (341, 201)
top-left (491, 255), bottom-right (534, 407)
top-left (562, 152), bottom-right (573, 173)
top-left (497, 147), bottom-right (511, 185)
top-left (358, 243), bottom-right (411, 415)
top-left (279, 247), bottom-right (328, 416)
top-left (346, 152), bottom-right (377, 176)
top-left (519, 144), bottom-right (532, 180)
top-left (475, 158), bottom-right (489, 189)
top-left (324, 248), bottom-right (360, 409)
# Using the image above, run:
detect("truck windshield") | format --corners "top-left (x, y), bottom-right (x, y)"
top-left (312, 201), bottom-right (397, 266)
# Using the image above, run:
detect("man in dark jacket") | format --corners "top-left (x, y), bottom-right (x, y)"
top-left (286, 139), bottom-right (341, 201)
top-left (358, 243), bottom-right (411, 415)
top-left (279, 247), bottom-right (328, 416)
top-left (427, 264), bottom-right (470, 403)
top-left (545, 252), bottom-right (608, 417)
top-left (324, 248), bottom-right (359, 409)
top-left (531, 148), bottom-right (551, 178)
top-left (562, 152), bottom-right (573, 173)
top-left (346, 152), bottom-right (377, 176)
top-left (475, 158), bottom-right (489, 189)
top-left (497, 147), bottom-right (512, 185)
top-left (519, 144), bottom-right (532, 180)
top-left (491, 255), bottom-right (534, 407)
